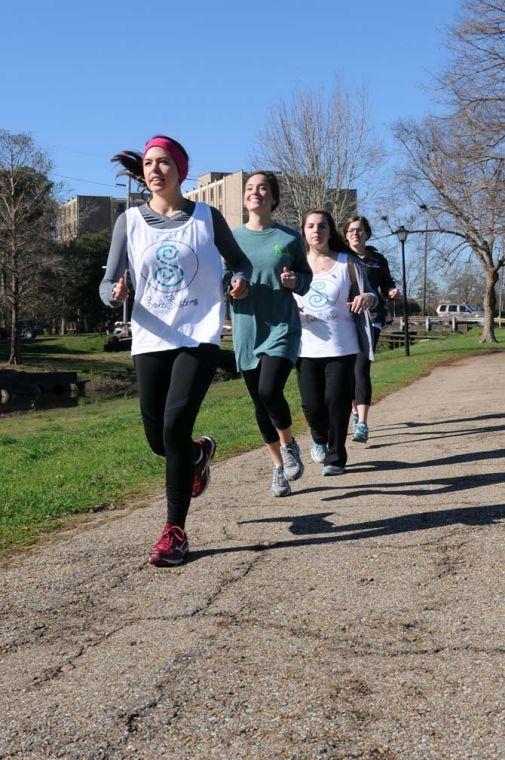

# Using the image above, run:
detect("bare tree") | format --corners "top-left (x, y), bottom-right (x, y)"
top-left (444, 259), bottom-right (486, 303)
top-left (442, 0), bottom-right (505, 156)
top-left (394, 114), bottom-right (504, 342)
top-left (0, 130), bottom-right (57, 364)
top-left (251, 86), bottom-right (384, 227)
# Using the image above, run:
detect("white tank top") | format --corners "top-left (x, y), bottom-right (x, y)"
top-left (294, 254), bottom-right (360, 358)
top-left (125, 203), bottom-right (224, 355)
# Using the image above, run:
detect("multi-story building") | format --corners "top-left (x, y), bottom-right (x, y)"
top-left (57, 193), bottom-right (145, 242)
top-left (183, 171), bottom-right (248, 229)
top-left (58, 176), bottom-right (357, 242)
top-left (184, 170), bottom-right (357, 230)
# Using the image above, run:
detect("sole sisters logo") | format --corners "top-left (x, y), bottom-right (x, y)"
top-left (307, 280), bottom-right (331, 310)
top-left (141, 239), bottom-right (199, 293)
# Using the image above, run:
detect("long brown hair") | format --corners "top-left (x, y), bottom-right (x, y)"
top-left (301, 209), bottom-right (351, 252)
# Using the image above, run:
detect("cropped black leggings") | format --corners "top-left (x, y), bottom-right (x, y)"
top-left (134, 344), bottom-right (219, 527)
top-left (353, 326), bottom-right (381, 406)
top-left (242, 355), bottom-right (294, 444)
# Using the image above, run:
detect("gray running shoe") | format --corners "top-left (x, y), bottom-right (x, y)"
top-left (271, 465), bottom-right (291, 497)
top-left (280, 438), bottom-right (305, 481)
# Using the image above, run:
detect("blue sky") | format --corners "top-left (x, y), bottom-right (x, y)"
top-left (1, 0), bottom-right (462, 201)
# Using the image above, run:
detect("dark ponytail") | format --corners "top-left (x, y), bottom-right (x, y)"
top-left (111, 150), bottom-right (145, 187)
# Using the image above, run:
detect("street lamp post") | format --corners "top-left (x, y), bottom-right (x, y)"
top-left (422, 221), bottom-right (428, 316)
top-left (395, 226), bottom-right (410, 356)
top-left (419, 204), bottom-right (429, 317)
top-left (499, 265), bottom-right (504, 327)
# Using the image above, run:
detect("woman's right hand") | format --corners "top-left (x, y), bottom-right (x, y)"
top-left (112, 277), bottom-right (129, 302)
top-left (347, 294), bottom-right (369, 314)
top-left (229, 277), bottom-right (248, 299)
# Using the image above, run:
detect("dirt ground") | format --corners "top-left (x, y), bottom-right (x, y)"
top-left (1, 352), bottom-right (504, 759)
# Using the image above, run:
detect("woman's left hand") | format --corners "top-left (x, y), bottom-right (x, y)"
top-left (280, 267), bottom-right (297, 290)
top-left (347, 295), bottom-right (369, 314)
top-left (229, 277), bottom-right (248, 299)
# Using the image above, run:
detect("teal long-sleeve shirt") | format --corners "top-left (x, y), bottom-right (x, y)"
top-left (226, 224), bottom-right (313, 371)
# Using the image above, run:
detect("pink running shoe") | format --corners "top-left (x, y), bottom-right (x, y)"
top-left (192, 435), bottom-right (217, 498)
top-left (149, 524), bottom-right (189, 567)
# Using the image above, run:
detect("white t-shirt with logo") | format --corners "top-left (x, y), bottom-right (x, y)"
top-left (294, 254), bottom-right (360, 358)
top-left (125, 203), bottom-right (224, 356)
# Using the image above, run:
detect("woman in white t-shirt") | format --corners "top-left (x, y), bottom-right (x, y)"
top-left (294, 210), bottom-right (377, 475)
top-left (100, 135), bottom-right (250, 566)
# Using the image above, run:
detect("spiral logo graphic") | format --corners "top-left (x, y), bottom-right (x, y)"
top-left (140, 238), bottom-right (199, 295)
top-left (308, 280), bottom-right (330, 310)
top-left (153, 243), bottom-right (184, 289)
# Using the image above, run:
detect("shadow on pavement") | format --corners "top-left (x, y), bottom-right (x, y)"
top-left (345, 447), bottom-right (505, 474)
top-left (295, 470), bottom-right (505, 501)
top-left (186, 504), bottom-right (505, 562)
top-left (367, 423), bottom-right (505, 449)
top-left (373, 412), bottom-right (505, 432)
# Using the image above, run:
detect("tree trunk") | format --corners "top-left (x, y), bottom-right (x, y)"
top-left (0, 266), bottom-right (7, 328)
top-left (479, 265), bottom-right (498, 343)
top-left (8, 299), bottom-right (20, 365)
top-left (60, 316), bottom-right (66, 336)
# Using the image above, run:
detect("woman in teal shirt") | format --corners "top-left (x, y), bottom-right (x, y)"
top-left (227, 171), bottom-right (312, 497)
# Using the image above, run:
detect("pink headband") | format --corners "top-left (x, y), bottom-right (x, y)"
top-left (142, 137), bottom-right (189, 183)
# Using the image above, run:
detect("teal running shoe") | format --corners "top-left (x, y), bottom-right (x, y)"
top-left (352, 422), bottom-right (369, 443)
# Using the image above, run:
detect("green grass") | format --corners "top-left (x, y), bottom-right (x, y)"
top-left (0, 333), bottom-right (134, 379)
top-left (1, 328), bottom-right (503, 555)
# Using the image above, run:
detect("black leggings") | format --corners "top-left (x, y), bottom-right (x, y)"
top-left (242, 355), bottom-right (293, 444)
top-left (353, 327), bottom-right (381, 406)
top-left (297, 354), bottom-right (356, 467)
top-left (134, 344), bottom-right (219, 527)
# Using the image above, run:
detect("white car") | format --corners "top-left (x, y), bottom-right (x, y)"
top-left (436, 303), bottom-right (484, 322)
top-left (112, 321), bottom-right (132, 335)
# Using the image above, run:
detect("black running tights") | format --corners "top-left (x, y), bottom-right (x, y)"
top-left (242, 355), bottom-right (294, 444)
top-left (353, 327), bottom-right (381, 406)
top-left (134, 344), bottom-right (219, 527)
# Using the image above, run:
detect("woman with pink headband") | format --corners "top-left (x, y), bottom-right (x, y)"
top-left (100, 135), bottom-right (251, 567)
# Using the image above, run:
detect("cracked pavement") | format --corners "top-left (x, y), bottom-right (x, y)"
top-left (1, 353), bottom-right (504, 759)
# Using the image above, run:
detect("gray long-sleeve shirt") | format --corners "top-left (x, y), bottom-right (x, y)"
top-left (99, 200), bottom-right (251, 308)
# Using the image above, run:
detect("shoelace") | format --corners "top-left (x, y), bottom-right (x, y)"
top-left (156, 525), bottom-right (186, 551)
top-left (282, 444), bottom-right (299, 467)
top-left (272, 467), bottom-right (286, 486)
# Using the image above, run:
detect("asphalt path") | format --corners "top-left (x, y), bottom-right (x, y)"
top-left (1, 352), bottom-right (504, 759)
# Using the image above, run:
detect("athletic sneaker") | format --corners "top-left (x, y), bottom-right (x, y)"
top-left (352, 422), bottom-right (369, 443)
top-left (322, 465), bottom-right (346, 476)
top-left (149, 524), bottom-right (189, 566)
top-left (271, 465), bottom-right (291, 497)
top-left (192, 435), bottom-right (216, 498)
top-left (280, 438), bottom-right (304, 481)
top-left (352, 412), bottom-right (359, 434)
top-left (311, 441), bottom-right (327, 464)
